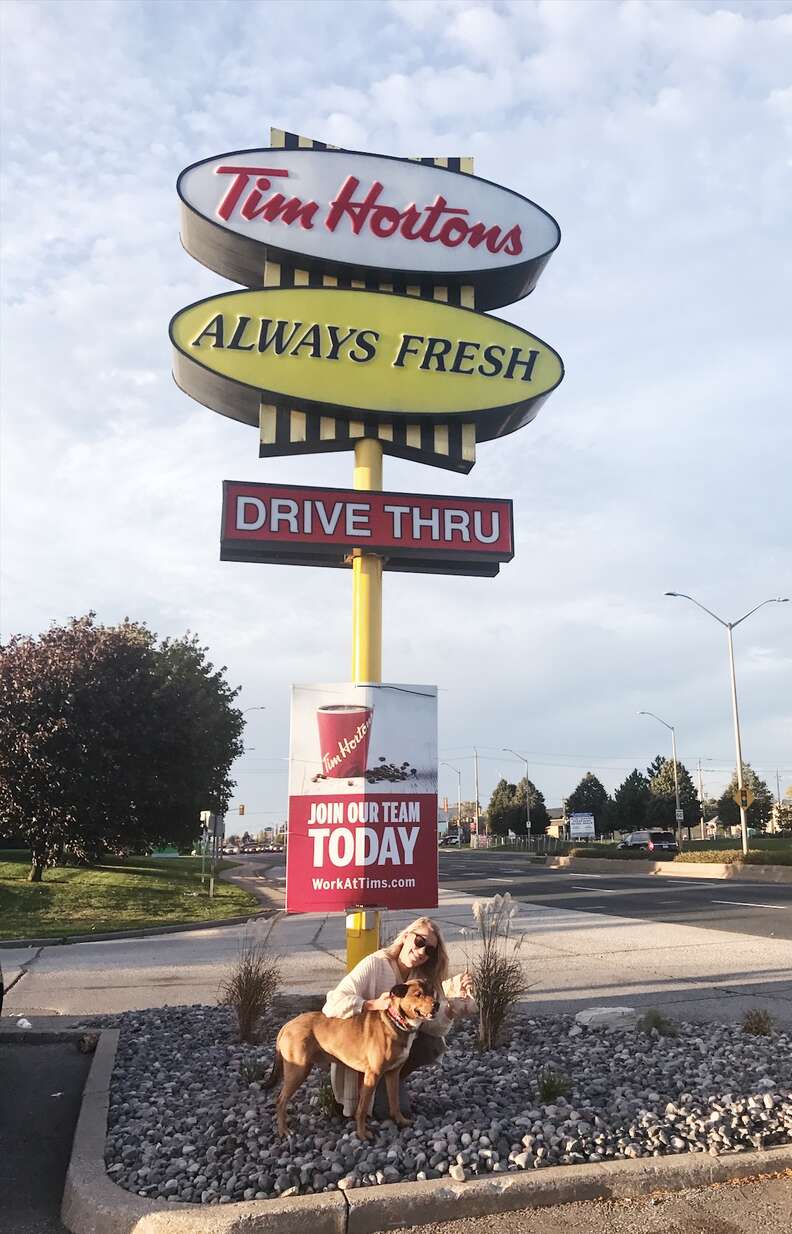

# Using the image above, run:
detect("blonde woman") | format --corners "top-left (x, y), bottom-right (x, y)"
top-left (322, 916), bottom-right (474, 1118)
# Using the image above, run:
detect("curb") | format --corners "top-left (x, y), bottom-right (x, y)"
top-left (61, 1025), bottom-right (792, 1234)
top-left (546, 856), bottom-right (792, 882)
top-left (0, 908), bottom-right (275, 951)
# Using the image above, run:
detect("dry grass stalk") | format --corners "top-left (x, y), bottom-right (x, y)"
top-left (465, 892), bottom-right (529, 1050)
top-left (220, 916), bottom-right (282, 1043)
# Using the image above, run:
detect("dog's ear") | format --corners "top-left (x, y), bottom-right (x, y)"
top-left (390, 983), bottom-right (410, 999)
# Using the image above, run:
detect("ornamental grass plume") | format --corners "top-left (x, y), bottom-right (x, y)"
top-left (220, 916), bottom-right (282, 1043)
top-left (465, 891), bottom-right (529, 1050)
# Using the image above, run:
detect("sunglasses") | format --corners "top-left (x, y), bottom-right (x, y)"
top-left (411, 932), bottom-right (437, 958)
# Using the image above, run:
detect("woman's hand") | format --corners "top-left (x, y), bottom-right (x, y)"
top-left (459, 970), bottom-right (475, 999)
top-left (364, 991), bottom-right (393, 1012)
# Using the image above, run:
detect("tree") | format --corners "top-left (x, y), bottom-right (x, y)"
top-left (775, 800), bottom-right (792, 833)
top-left (716, 766), bottom-right (775, 831)
top-left (0, 615), bottom-right (244, 880)
top-left (647, 757), bottom-right (700, 832)
top-left (645, 754), bottom-right (666, 782)
top-left (565, 772), bottom-right (612, 837)
top-left (612, 769), bottom-right (651, 832)
top-left (486, 779), bottom-right (523, 837)
top-left (517, 777), bottom-right (551, 836)
top-left (487, 777), bottom-right (550, 837)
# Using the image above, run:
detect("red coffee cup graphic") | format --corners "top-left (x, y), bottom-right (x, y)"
top-left (317, 704), bottom-right (373, 779)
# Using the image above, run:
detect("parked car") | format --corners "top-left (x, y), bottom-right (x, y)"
top-left (617, 830), bottom-right (679, 856)
top-left (439, 833), bottom-right (462, 846)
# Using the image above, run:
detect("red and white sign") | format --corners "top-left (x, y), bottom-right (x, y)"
top-left (221, 481), bottom-right (513, 577)
top-left (178, 148), bottom-right (560, 309)
top-left (286, 683), bottom-right (438, 913)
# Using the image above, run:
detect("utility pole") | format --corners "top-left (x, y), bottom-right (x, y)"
top-left (473, 748), bottom-right (481, 843)
top-left (666, 592), bottom-right (789, 856)
top-left (697, 759), bottom-right (706, 841)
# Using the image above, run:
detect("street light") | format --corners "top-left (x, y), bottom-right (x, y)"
top-left (638, 711), bottom-right (682, 844)
top-left (503, 748), bottom-right (531, 835)
top-left (241, 706), bottom-right (267, 716)
top-left (665, 592), bottom-right (789, 856)
top-left (440, 762), bottom-right (462, 834)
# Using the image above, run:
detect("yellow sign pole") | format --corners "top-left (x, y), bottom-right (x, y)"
top-left (346, 436), bottom-right (383, 969)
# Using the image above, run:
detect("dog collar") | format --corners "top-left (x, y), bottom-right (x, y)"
top-left (386, 1007), bottom-right (415, 1033)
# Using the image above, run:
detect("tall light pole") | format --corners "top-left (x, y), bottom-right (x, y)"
top-left (638, 711), bottom-right (682, 845)
top-left (441, 762), bottom-right (462, 834)
top-left (665, 592), bottom-right (789, 855)
top-left (503, 748), bottom-right (531, 836)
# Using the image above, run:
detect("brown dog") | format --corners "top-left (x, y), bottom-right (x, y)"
top-left (264, 979), bottom-right (439, 1139)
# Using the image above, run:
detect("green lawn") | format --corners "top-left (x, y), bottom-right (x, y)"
top-left (0, 852), bottom-right (259, 940)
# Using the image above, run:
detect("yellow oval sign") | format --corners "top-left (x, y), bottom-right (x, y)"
top-left (170, 288), bottom-right (563, 442)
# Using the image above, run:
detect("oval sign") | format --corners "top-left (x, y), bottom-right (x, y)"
top-left (169, 287), bottom-right (564, 443)
top-left (178, 149), bottom-right (561, 311)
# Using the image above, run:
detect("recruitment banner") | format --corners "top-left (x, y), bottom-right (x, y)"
top-left (286, 682), bottom-right (438, 913)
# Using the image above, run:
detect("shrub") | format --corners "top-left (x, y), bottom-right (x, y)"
top-left (313, 1075), bottom-right (341, 1120)
top-left (220, 917), bottom-right (282, 1043)
top-left (569, 846), bottom-right (648, 860)
top-left (742, 1008), bottom-right (775, 1036)
top-left (537, 1067), bottom-right (571, 1102)
top-left (239, 1056), bottom-right (271, 1084)
top-left (675, 849), bottom-right (742, 864)
top-left (466, 892), bottom-right (529, 1050)
top-left (638, 1008), bottom-right (678, 1037)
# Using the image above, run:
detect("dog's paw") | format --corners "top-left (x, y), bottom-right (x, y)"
top-left (393, 1114), bottom-right (412, 1128)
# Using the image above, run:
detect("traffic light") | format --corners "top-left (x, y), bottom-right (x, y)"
top-left (239, 804), bottom-right (246, 816)
top-left (738, 789), bottom-right (748, 810)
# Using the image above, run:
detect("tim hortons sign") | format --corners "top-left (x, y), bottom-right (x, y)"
top-left (170, 287), bottom-right (564, 442)
top-left (221, 481), bottom-right (514, 577)
top-left (178, 147), bottom-right (561, 310)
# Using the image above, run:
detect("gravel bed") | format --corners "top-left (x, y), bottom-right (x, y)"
top-left (93, 1002), bottom-right (792, 1205)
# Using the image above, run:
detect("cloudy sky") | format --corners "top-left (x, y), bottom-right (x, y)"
top-left (2, 0), bottom-right (790, 828)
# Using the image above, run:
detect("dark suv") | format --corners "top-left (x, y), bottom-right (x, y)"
top-left (618, 830), bottom-right (679, 856)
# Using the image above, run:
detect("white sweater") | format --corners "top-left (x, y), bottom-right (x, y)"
top-left (322, 950), bottom-right (465, 1115)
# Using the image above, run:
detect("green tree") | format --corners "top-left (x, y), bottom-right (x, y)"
top-left (517, 777), bottom-right (551, 836)
top-left (612, 769), bottom-right (651, 832)
top-left (716, 766), bottom-right (775, 831)
top-left (486, 779), bottom-right (523, 836)
top-left (487, 777), bottom-right (550, 837)
top-left (0, 615), bottom-right (244, 880)
top-left (566, 772), bottom-right (612, 837)
top-left (647, 757), bottom-right (700, 832)
top-left (646, 754), bottom-right (666, 782)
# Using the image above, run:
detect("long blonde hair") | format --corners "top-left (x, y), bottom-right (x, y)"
top-left (384, 916), bottom-right (449, 994)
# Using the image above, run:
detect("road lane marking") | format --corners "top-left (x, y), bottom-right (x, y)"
top-left (711, 900), bottom-right (789, 911)
top-left (571, 886), bottom-right (624, 894)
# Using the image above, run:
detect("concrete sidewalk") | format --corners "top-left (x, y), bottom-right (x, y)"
top-left (5, 865), bottom-right (792, 1024)
top-left (385, 1172), bottom-right (792, 1234)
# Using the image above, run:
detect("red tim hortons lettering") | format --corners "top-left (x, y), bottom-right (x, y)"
top-left (214, 166), bottom-right (524, 256)
top-left (215, 166), bottom-right (289, 221)
top-left (215, 167), bottom-right (321, 230)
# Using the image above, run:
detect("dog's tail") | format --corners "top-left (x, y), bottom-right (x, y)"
top-left (262, 1048), bottom-right (283, 1091)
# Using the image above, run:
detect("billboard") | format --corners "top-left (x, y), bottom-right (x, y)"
top-left (569, 812), bottom-right (595, 839)
top-left (170, 286), bottom-right (564, 441)
top-left (220, 481), bottom-right (513, 577)
top-left (286, 682), bottom-right (438, 913)
top-left (177, 146), bottom-right (560, 308)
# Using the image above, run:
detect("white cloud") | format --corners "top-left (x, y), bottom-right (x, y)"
top-left (1, 0), bottom-right (790, 820)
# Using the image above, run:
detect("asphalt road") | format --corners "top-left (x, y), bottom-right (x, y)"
top-left (438, 851), bottom-right (792, 941)
top-left (0, 1041), bottom-right (91, 1233)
